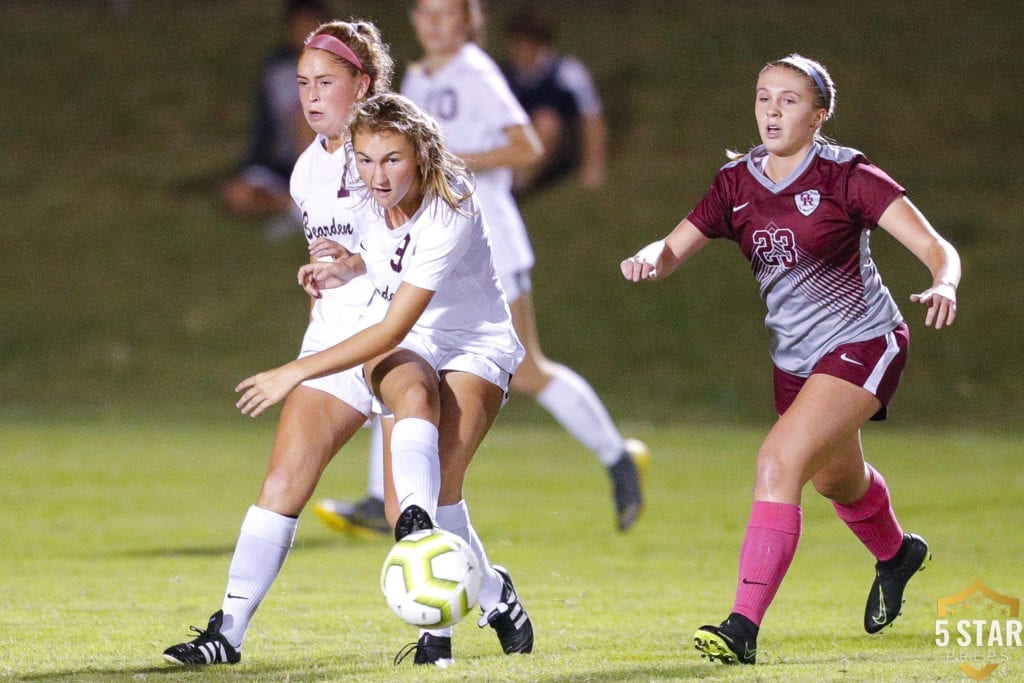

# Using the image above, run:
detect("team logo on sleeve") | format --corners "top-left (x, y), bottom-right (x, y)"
top-left (796, 189), bottom-right (820, 216)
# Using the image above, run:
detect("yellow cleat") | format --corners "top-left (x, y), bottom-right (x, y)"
top-left (625, 438), bottom-right (651, 489)
top-left (312, 497), bottom-right (390, 539)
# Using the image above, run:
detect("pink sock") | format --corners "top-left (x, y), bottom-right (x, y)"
top-left (731, 501), bottom-right (802, 626)
top-left (832, 465), bottom-right (904, 562)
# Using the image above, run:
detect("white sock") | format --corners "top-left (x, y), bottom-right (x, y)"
top-left (367, 415), bottom-right (385, 501)
top-left (421, 625), bottom-right (453, 638)
top-left (390, 418), bottom-right (440, 518)
top-left (219, 505), bottom-right (297, 648)
top-left (535, 364), bottom-right (626, 466)
top-left (436, 500), bottom-right (504, 611)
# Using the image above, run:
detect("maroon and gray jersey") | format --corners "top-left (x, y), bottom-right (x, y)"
top-left (687, 143), bottom-right (906, 375)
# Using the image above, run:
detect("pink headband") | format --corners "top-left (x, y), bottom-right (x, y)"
top-left (306, 33), bottom-right (365, 73)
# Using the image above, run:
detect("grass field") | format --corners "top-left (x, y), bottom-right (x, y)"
top-left (2, 420), bottom-right (1021, 681)
top-left (1, 2), bottom-right (1021, 679)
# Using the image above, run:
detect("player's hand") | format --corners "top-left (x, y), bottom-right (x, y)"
top-left (235, 364), bottom-right (303, 417)
top-left (910, 282), bottom-right (957, 329)
top-left (297, 261), bottom-right (348, 298)
top-left (308, 238), bottom-right (350, 262)
top-left (621, 256), bottom-right (656, 281)
top-left (620, 240), bottom-right (665, 282)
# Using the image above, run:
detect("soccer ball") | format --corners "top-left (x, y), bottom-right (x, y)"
top-left (380, 528), bottom-right (482, 628)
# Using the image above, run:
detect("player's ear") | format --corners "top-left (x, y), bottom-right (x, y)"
top-left (356, 73), bottom-right (372, 100)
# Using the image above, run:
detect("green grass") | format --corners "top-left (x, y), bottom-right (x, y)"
top-left (2, 420), bottom-right (1021, 681)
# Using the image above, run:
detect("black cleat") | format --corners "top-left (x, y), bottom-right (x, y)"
top-left (478, 565), bottom-right (533, 654)
top-left (694, 613), bottom-right (758, 665)
top-left (394, 504), bottom-right (433, 541)
top-left (865, 532), bottom-right (931, 633)
top-left (393, 633), bottom-right (454, 668)
top-left (609, 439), bottom-right (650, 532)
top-left (313, 496), bottom-right (390, 536)
top-left (163, 610), bottom-right (241, 665)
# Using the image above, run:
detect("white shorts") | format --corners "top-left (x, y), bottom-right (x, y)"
top-left (370, 329), bottom-right (518, 418)
top-left (298, 361), bottom-right (374, 417)
top-left (497, 268), bottom-right (532, 304)
top-left (296, 300), bottom-right (377, 417)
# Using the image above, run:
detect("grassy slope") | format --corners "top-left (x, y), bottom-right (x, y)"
top-left (0, 1), bottom-right (1021, 428)
top-left (2, 421), bottom-right (1022, 681)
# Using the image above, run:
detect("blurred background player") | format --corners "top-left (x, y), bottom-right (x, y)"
top-left (499, 2), bottom-right (609, 196)
top-left (221, 0), bottom-right (327, 242)
top-left (314, 0), bottom-right (647, 538)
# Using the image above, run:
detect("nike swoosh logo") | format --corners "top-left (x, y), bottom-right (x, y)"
top-left (226, 593), bottom-right (248, 600)
top-left (732, 202), bottom-right (750, 213)
top-left (872, 585), bottom-right (888, 625)
top-left (741, 578), bottom-right (768, 586)
top-left (840, 352), bottom-right (864, 366)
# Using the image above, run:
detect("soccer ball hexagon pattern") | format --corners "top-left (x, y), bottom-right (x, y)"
top-left (380, 528), bottom-right (483, 628)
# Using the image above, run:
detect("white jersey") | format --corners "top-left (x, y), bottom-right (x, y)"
top-left (354, 187), bottom-right (523, 375)
top-left (290, 136), bottom-right (380, 349)
top-left (401, 43), bottom-right (535, 279)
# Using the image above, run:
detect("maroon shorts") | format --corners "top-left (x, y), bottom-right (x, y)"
top-left (774, 322), bottom-right (910, 421)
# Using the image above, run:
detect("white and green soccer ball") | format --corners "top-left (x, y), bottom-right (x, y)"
top-left (380, 528), bottom-right (482, 628)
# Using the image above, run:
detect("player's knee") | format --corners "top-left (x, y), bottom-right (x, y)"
top-left (509, 357), bottom-right (551, 396)
top-left (510, 370), bottom-right (540, 395)
top-left (753, 447), bottom-right (806, 494)
top-left (389, 382), bottom-right (438, 419)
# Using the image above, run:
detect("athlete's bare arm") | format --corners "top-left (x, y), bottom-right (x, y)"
top-left (459, 124), bottom-right (543, 173)
top-left (621, 219), bottom-right (710, 282)
top-left (877, 197), bottom-right (960, 329)
top-left (236, 282), bottom-right (434, 417)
